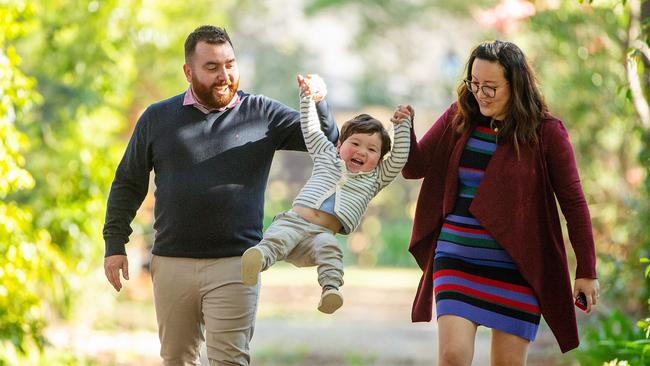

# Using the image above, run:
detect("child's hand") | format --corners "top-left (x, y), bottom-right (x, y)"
top-left (297, 74), bottom-right (327, 102)
top-left (391, 104), bottom-right (413, 124)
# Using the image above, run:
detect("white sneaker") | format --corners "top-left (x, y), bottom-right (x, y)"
top-left (241, 247), bottom-right (264, 286)
top-left (318, 287), bottom-right (343, 314)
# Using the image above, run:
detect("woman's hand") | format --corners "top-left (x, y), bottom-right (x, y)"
top-left (574, 278), bottom-right (600, 314)
top-left (391, 104), bottom-right (413, 125)
top-left (297, 74), bottom-right (327, 102)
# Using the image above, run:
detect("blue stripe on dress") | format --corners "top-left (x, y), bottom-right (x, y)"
top-left (444, 214), bottom-right (480, 226)
top-left (457, 168), bottom-right (484, 187)
top-left (466, 137), bottom-right (497, 153)
top-left (435, 252), bottom-right (518, 270)
top-left (436, 241), bottom-right (515, 262)
top-left (437, 299), bottom-right (539, 341)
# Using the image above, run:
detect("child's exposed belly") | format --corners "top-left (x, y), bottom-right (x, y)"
top-left (292, 206), bottom-right (342, 234)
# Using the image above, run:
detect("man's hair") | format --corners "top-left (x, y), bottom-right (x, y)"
top-left (339, 114), bottom-right (391, 160)
top-left (184, 25), bottom-right (233, 63)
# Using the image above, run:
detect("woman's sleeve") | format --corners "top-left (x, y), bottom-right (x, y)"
top-left (544, 120), bottom-right (597, 279)
top-left (402, 104), bottom-right (454, 179)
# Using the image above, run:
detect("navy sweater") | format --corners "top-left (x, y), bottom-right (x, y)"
top-left (103, 90), bottom-right (338, 258)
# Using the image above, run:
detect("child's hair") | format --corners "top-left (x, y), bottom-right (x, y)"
top-left (339, 114), bottom-right (391, 160)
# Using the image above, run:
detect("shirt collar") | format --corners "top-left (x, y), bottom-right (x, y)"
top-left (183, 85), bottom-right (240, 114)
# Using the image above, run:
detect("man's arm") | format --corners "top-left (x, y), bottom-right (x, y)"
top-left (263, 90), bottom-right (338, 151)
top-left (102, 109), bottom-right (153, 291)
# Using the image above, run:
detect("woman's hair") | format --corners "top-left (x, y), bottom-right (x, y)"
top-left (340, 114), bottom-right (391, 160)
top-left (454, 40), bottom-right (548, 151)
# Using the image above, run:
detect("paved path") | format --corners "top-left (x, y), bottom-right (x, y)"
top-left (249, 266), bottom-right (490, 365)
top-left (46, 266), bottom-right (566, 365)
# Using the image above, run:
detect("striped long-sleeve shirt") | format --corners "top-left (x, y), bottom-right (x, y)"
top-left (292, 95), bottom-right (412, 234)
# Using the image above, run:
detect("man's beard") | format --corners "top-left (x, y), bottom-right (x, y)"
top-left (192, 76), bottom-right (239, 109)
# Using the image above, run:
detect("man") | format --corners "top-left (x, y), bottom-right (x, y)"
top-left (103, 25), bottom-right (338, 365)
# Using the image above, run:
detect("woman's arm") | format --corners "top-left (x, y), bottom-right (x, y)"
top-left (402, 104), bottom-right (455, 179)
top-left (543, 119), bottom-right (600, 311)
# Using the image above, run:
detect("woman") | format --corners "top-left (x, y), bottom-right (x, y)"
top-left (399, 40), bottom-right (599, 365)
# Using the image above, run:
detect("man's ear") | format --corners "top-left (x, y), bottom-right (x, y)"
top-left (183, 64), bottom-right (192, 83)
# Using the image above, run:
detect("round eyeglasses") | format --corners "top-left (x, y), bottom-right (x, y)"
top-left (463, 79), bottom-right (500, 98)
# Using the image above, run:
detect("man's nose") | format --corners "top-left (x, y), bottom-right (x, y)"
top-left (216, 67), bottom-right (229, 82)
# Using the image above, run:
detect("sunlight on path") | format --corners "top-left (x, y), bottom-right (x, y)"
top-left (45, 266), bottom-right (562, 365)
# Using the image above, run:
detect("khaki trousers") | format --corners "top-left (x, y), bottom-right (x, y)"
top-left (150, 255), bottom-right (259, 366)
top-left (257, 210), bottom-right (344, 288)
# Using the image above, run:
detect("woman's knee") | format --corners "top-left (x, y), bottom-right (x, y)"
top-left (438, 343), bottom-right (472, 366)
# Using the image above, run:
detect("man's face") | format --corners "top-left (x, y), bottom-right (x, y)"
top-left (183, 41), bottom-right (240, 109)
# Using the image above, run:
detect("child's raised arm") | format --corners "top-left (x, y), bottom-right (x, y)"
top-left (297, 74), bottom-right (327, 102)
top-left (376, 104), bottom-right (413, 191)
top-left (298, 74), bottom-right (337, 159)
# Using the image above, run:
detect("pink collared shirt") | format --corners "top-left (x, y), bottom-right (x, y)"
top-left (183, 85), bottom-right (240, 114)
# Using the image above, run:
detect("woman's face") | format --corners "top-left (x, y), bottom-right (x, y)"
top-left (469, 58), bottom-right (511, 121)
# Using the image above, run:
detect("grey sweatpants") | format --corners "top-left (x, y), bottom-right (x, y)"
top-left (257, 210), bottom-right (344, 288)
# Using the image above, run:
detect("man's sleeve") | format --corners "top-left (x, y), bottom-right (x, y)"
top-left (264, 96), bottom-right (339, 151)
top-left (102, 109), bottom-right (153, 257)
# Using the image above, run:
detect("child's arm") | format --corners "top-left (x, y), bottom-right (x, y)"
top-left (376, 105), bottom-right (413, 191)
top-left (297, 74), bottom-right (337, 159)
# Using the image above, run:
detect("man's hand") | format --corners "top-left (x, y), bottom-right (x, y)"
top-left (391, 104), bottom-right (413, 125)
top-left (297, 74), bottom-right (327, 102)
top-left (104, 255), bottom-right (129, 292)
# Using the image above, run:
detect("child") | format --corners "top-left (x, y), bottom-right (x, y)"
top-left (241, 74), bottom-right (412, 314)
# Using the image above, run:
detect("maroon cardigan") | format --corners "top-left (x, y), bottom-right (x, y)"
top-left (403, 103), bottom-right (597, 353)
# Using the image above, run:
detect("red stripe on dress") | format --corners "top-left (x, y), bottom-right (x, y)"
top-left (434, 283), bottom-right (540, 314)
top-left (442, 223), bottom-right (488, 235)
top-left (433, 269), bottom-right (535, 295)
top-left (459, 166), bottom-right (484, 173)
top-left (475, 126), bottom-right (496, 135)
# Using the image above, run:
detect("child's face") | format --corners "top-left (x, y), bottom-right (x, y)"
top-left (337, 132), bottom-right (383, 173)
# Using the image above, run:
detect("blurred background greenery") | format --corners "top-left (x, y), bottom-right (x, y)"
top-left (1, 0), bottom-right (649, 365)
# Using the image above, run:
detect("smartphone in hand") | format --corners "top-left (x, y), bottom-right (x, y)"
top-left (575, 292), bottom-right (588, 311)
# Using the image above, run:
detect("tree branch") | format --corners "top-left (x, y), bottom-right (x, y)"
top-left (627, 0), bottom-right (650, 129)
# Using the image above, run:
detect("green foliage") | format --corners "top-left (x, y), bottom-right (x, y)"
top-left (16, 0), bottom-right (141, 262)
top-left (576, 310), bottom-right (650, 365)
top-left (578, 259), bottom-right (650, 364)
top-left (0, 1), bottom-right (71, 363)
top-left (1, 1), bottom-right (239, 363)
top-left (373, 220), bottom-right (417, 267)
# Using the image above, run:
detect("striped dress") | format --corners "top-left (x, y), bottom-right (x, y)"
top-left (433, 117), bottom-right (541, 341)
